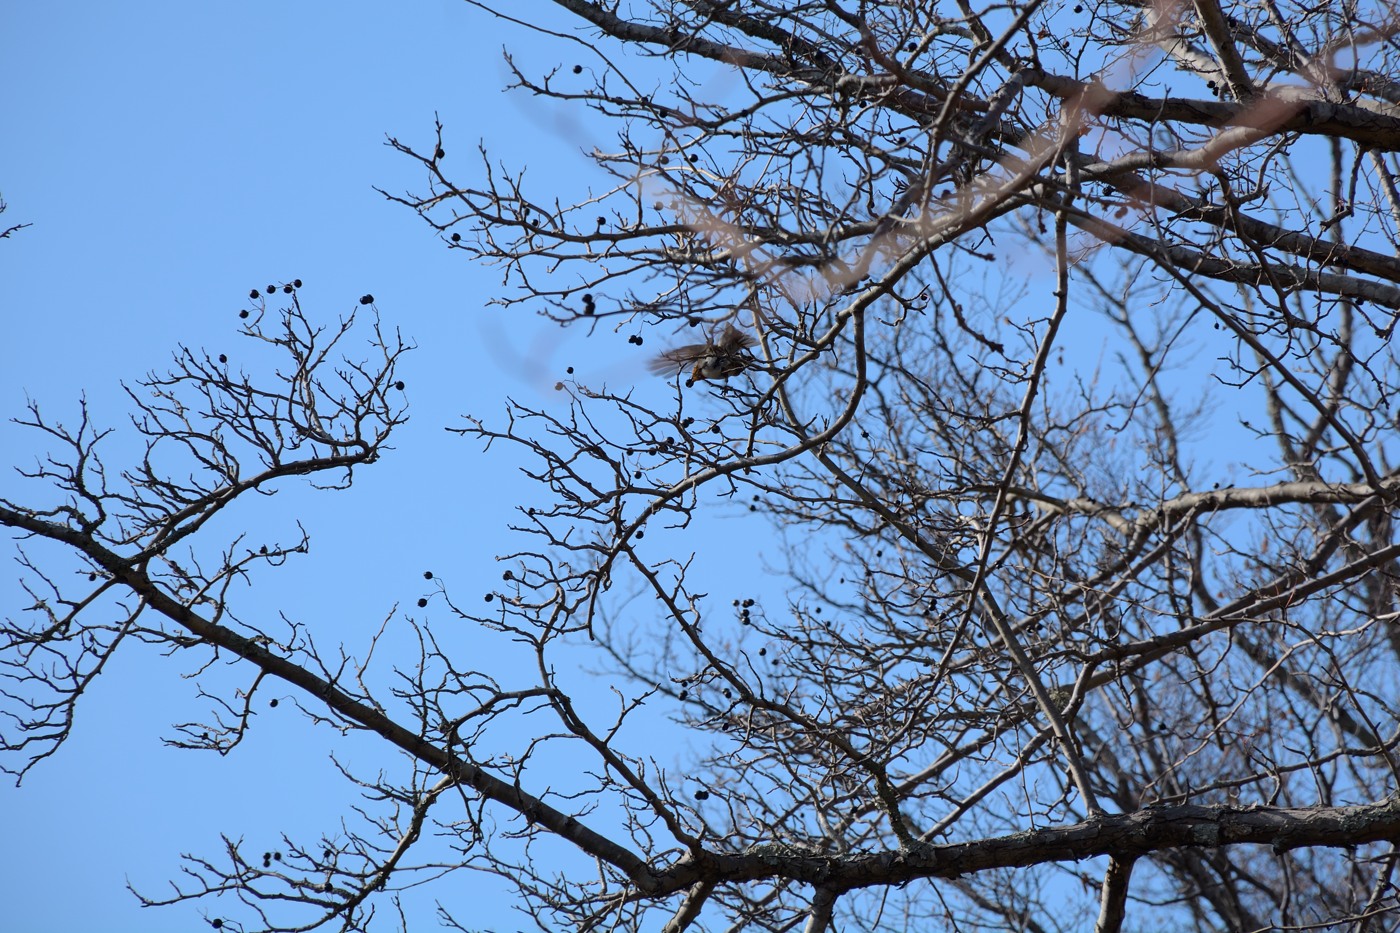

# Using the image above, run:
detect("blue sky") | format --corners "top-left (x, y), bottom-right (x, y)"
top-left (0, 3), bottom-right (1300, 931)
top-left (0, 3), bottom-right (663, 930)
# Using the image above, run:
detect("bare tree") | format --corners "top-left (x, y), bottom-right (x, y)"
top-left (0, 195), bottom-right (30, 241)
top-left (8, 0), bottom-right (1400, 929)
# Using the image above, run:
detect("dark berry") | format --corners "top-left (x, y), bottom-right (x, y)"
top-left (417, 597), bottom-right (427, 608)
top-left (484, 593), bottom-right (494, 602)
top-left (360, 294), bottom-right (374, 305)
top-left (573, 64), bottom-right (582, 73)
top-left (293, 279), bottom-right (302, 288)
top-left (219, 354), bottom-right (227, 363)
top-left (435, 148), bottom-right (445, 159)
top-left (451, 232), bottom-right (461, 242)
top-left (270, 698), bottom-right (278, 707)
top-left (239, 310), bottom-right (249, 318)
top-left (423, 571), bottom-right (433, 579)
top-left (250, 289), bottom-right (260, 299)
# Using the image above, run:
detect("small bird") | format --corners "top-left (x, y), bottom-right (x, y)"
top-left (649, 324), bottom-right (758, 384)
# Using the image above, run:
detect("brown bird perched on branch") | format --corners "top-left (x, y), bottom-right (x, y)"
top-left (649, 323), bottom-right (758, 385)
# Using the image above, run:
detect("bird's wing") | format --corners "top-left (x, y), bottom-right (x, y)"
top-left (648, 343), bottom-right (706, 374)
top-left (717, 324), bottom-right (757, 352)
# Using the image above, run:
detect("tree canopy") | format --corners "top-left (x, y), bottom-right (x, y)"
top-left (6, 0), bottom-right (1400, 929)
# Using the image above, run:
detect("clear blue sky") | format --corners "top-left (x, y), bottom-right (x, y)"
top-left (0, 4), bottom-right (1272, 931)
top-left (0, 3), bottom-right (688, 930)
